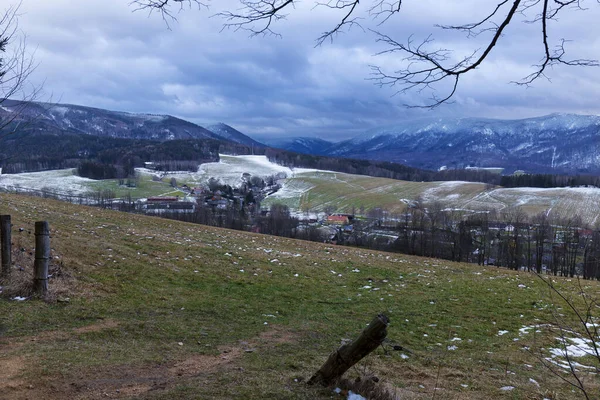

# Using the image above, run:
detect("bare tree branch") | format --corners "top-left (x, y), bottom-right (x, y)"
top-left (527, 273), bottom-right (600, 399)
top-left (436, 0), bottom-right (510, 37)
top-left (370, 0), bottom-right (599, 107)
top-left (368, 0), bottom-right (402, 25)
top-left (0, 1), bottom-right (43, 141)
top-left (217, 0), bottom-right (295, 37)
top-left (514, 0), bottom-right (599, 85)
top-left (369, 0), bottom-right (524, 107)
top-left (0, 15), bottom-right (55, 172)
top-left (131, 0), bottom-right (600, 107)
top-left (314, 0), bottom-right (362, 46)
top-left (130, 0), bottom-right (208, 28)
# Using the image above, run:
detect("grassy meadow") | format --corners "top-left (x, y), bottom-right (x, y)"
top-left (0, 192), bottom-right (599, 399)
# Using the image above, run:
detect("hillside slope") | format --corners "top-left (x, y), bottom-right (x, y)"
top-left (0, 100), bottom-right (219, 141)
top-left (1, 100), bottom-right (262, 146)
top-left (1, 193), bottom-right (598, 399)
top-left (326, 114), bottom-right (600, 174)
top-left (205, 123), bottom-right (265, 148)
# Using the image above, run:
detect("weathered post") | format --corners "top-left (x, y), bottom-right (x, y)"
top-left (1, 215), bottom-right (11, 278)
top-left (308, 314), bottom-right (389, 386)
top-left (33, 221), bottom-right (50, 297)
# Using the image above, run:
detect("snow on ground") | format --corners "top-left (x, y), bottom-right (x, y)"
top-left (519, 324), bottom-right (599, 371)
top-left (0, 169), bottom-right (95, 195)
top-left (137, 155), bottom-right (317, 188)
top-left (195, 155), bottom-right (292, 187)
top-left (549, 336), bottom-right (599, 360)
top-left (268, 179), bottom-right (315, 200)
top-left (421, 181), bottom-right (600, 224)
top-left (136, 155), bottom-right (325, 189)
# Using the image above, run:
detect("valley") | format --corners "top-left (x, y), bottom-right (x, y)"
top-left (2, 3), bottom-right (600, 398)
top-left (3, 155), bottom-right (599, 226)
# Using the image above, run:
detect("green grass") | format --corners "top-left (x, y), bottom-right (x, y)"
top-left (86, 173), bottom-right (185, 198)
top-left (0, 192), bottom-right (599, 399)
top-left (263, 171), bottom-right (433, 213)
top-left (264, 171), bottom-right (486, 214)
top-left (264, 170), bottom-right (600, 225)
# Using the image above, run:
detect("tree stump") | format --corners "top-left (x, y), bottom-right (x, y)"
top-left (308, 314), bottom-right (389, 386)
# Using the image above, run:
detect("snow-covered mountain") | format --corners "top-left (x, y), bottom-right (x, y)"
top-left (262, 137), bottom-right (335, 155)
top-left (204, 123), bottom-right (264, 147)
top-left (0, 100), bottom-right (262, 147)
top-left (327, 114), bottom-right (600, 174)
top-left (0, 100), bottom-right (223, 141)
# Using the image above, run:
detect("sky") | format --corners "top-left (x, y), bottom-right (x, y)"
top-left (8, 0), bottom-right (600, 141)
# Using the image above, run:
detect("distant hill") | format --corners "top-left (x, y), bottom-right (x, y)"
top-left (0, 101), bottom-right (266, 175)
top-left (204, 123), bottom-right (265, 148)
top-left (324, 114), bottom-right (600, 175)
top-left (0, 100), bottom-right (262, 147)
top-left (263, 137), bottom-right (334, 155)
top-left (0, 99), bottom-right (221, 141)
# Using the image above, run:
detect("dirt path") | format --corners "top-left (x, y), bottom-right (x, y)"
top-left (0, 322), bottom-right (297, 400)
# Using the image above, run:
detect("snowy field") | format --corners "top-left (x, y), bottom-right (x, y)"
top-left (439, 186), bottom-right (600, 224)
top-left (0, 169), bottom-right (95, 195)
top-left (136, 155), bottom-right (320, 187)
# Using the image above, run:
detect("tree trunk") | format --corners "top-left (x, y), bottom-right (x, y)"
top-left (308, 314), bottom-right (389, 386)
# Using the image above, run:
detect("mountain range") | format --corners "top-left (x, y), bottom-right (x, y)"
top-left (268, 114), bottom-right (600, 175)
top-left (3, 99), bottom-right (600, 175)
top-left (0, 100), bottom-right (259, 146)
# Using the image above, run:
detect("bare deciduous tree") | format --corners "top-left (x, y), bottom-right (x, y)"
top-left (130, 0), bottom-right (599, 107)
top-left (0, 1), bottom-right (41, 140)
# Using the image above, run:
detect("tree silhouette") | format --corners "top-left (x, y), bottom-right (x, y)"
top-left (0, 2), bottom-right (42, 140)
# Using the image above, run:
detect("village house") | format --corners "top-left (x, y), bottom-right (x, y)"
top-left (327, 214), bottom-right (351, 225)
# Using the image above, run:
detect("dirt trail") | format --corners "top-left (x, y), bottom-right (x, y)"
top-left (0, 323), bottom-right (297, 400)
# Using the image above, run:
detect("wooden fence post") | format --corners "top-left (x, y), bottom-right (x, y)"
top-left (308, 314), bottom-right (390, 386)
top-left (34, 221), bottom-right (50, 297)
top-left (1, 215), bottom-right (11, 278)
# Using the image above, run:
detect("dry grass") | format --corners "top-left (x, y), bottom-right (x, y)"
top-left (1, 231), bottom-right (74, 302)
top-left (334, 376), bottom-right (398, 400)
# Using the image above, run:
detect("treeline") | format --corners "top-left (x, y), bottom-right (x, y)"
top-left (157, 203), bottom-right (312, 241)
top-left (264, 148), bottom-right (503, 184)
top-left (265, 147), bottom-right (600, 189)
top-left (0, 132), bottom-right (226, 176)
top-left (500, 173), bottom-right (600, 188)
top-left (77, 161), bottom-right (121, 180)
top-left (386, 203), bottom-right (600, 280)
top-left (0, 132), bottom-right (138, 173)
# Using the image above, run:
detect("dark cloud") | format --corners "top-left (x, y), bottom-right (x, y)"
top-left (16, 0), bottom-right (600, 141)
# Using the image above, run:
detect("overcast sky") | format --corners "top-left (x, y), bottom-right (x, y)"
top-left (11, 0), bottom-right (600, 141)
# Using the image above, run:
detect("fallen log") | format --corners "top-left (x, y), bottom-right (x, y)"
top-left (308, 314), bottom-right (389, 386)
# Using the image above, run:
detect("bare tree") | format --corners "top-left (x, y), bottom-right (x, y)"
top-left (0, 1), bottom-right (41, 140)
top-left (533, 274), bottom-right (600, 400)
top-left (130, 0), bottom-right (599, 107)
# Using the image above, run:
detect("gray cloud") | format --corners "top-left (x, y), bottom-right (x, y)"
top-left (14, 0), bottom-right (600, 141)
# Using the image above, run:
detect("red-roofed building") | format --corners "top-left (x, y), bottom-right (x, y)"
top-left (327, 215), bottom-right (350, 225)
